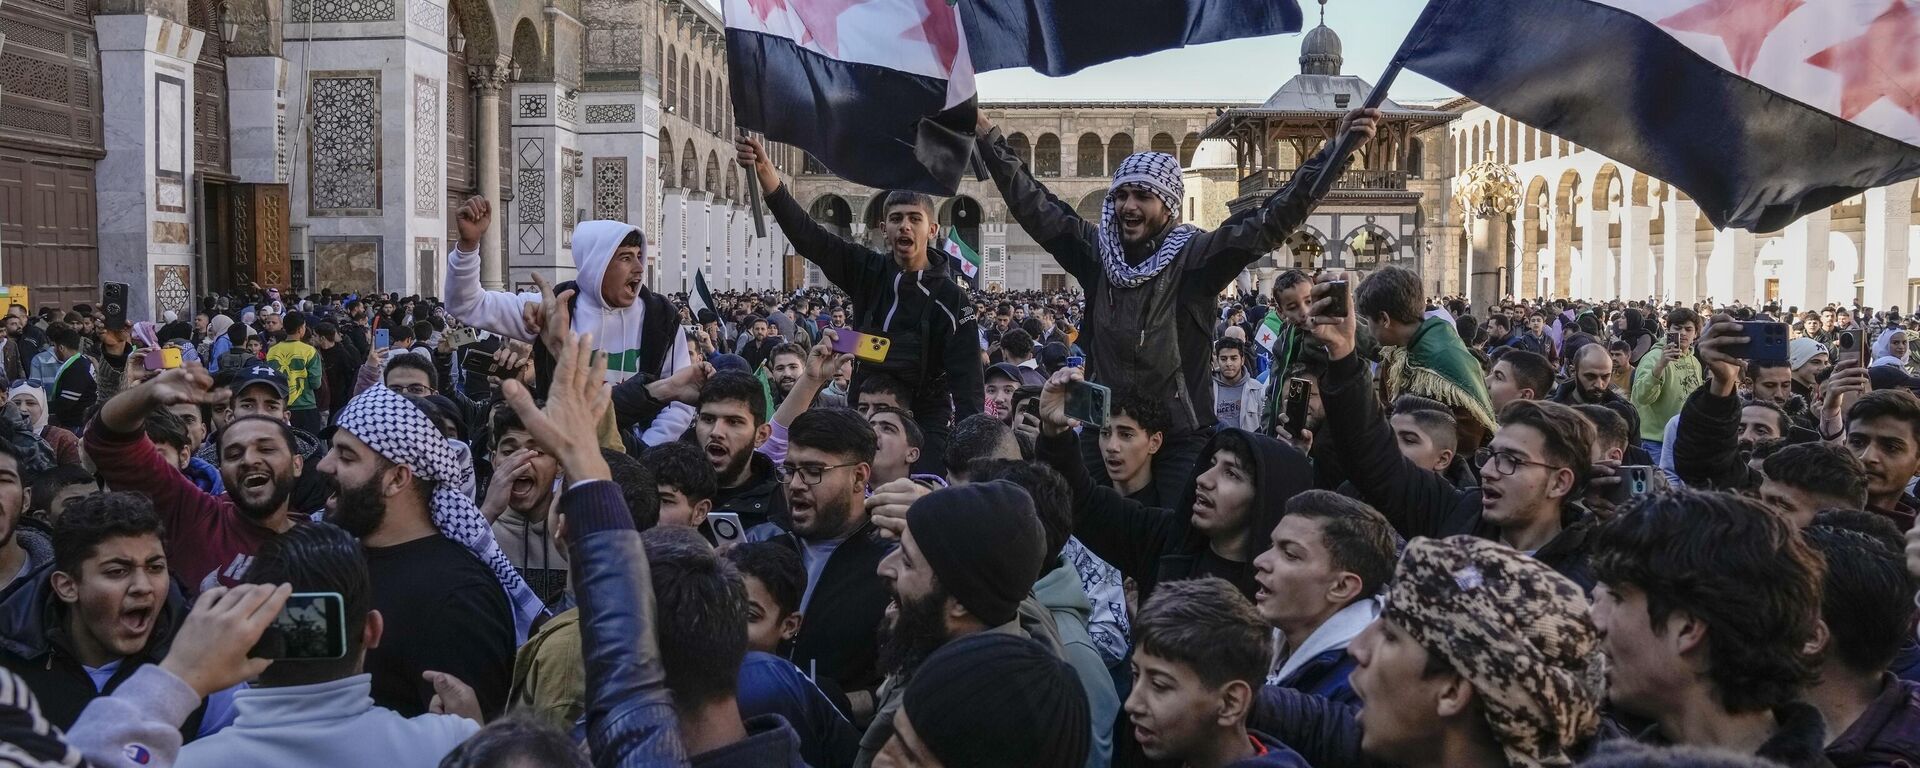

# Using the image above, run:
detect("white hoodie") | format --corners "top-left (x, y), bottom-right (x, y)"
top-left (444, 221), bottom-right (693, 445)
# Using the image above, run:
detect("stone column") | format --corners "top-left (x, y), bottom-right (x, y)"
top-left (95, 15), bottom-right (205, 321)
top-left (1466, 213), bottom-right (1505, 312)
top-left (1864, 180), bottom-right (1915, 311)
top-left (1664, 198), bottom-right (1699, 303)
top-left (1726, 229), bottom-right (1757, 304)
top-left (687, 191), bottom-right (711, 291)
top-left (472, 64), bottom-right (508, 289)
top-left (659, 186), bottom-right (687, 293)
top-left (1621, 204), bottom-right (1652, 301)
top-left (1780, 208), bottom-right (1831, 308)
top-left (507, 81), bottom-right (573, 286)
top-left (1585, 209), bottom-right (1611, 299)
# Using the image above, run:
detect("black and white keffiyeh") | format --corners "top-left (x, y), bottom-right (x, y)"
top-left (336, 385), bottom-right (544, 642)
top-left (1098, 151), bottom-right (1201, 289)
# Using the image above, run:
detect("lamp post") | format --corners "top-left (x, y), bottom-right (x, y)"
top-left (1453, 152), bottom-right (1520, 310)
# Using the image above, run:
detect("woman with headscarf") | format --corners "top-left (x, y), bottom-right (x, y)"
top-left (205, 313), bottom-right (236, 372)
top-left (1871, 328), bottom-right (1911, 371)
top-left (8, 383), bottom-right (79, 468)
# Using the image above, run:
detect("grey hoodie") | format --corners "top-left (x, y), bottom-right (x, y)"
top-left (1033, 563), bottom-right (1121, 768)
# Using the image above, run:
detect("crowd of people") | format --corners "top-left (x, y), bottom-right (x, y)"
top-left (0, 103), bottom-right (1916, 768)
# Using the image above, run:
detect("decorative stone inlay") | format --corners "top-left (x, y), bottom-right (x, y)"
top-left (642, 105), bottom-right (658, 129)
top-left (290, 0), bottom-right (394, 22)
top-left (557, 95), bottom-right (577, 124)
top-left (585, 103), bottom-right (634, 124)
top-left (414, 76), bottom-right (439, 214)
top-left (518, 93), bottom-right (547, 119)
top-left (594, 157), bottom-right (626, 221)
top-left (517, 168), bottom-right (545, 224)
top-left (407, 0), bottom-right (444, 34)
top-left (154, 265), bottom-right (191, 317)
top-left (308, 73), bottom-right (381, 214)
top-left (152, 221), bottom-right (189, 244)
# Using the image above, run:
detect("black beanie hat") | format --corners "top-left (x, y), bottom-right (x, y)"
top-left (903, 632), bottom-right (1091, 768)
top-left (904, 480), bottom-right (1044, 627)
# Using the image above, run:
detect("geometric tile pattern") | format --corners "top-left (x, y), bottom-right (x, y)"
top-left (594, 157), bottom-right (626, 222)
top-left (413, 75), bottom-right (439, 214)
top-left (518, 93), bottom-right (547, 119)
top-left (585, 103), bottom-right (635, 123)
top-left (308, 73), bottom-right (381, 213)
top-left (290, 0), bottom-right (393, 22)
top-left (153, 265), bottom-right (191, 317)
top-left (407, 0), bottom-right (444, 34)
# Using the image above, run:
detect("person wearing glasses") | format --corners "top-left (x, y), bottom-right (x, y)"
top-left (745, 407), bottom-right (895, 731)
top-left (1304, 273), bottom-right (1602, 591)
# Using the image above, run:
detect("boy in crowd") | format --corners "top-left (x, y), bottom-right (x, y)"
top-left (1484, 349), bottom-right (1553, 413)
top-left (481, 404), bottom-right (567, 606)
top-left (1251, 491), bottom-right (1396, 705)
top-left (1213, 338), bottom-right (1266, 433)
top-left (1631, 307), bottom-right (1702, 456)
top-left (725, 542), bottom-right (806, 656)
top-left (1127, 577), bottom-right (1309, 768)
top-left (646, 441), bottom-right (717, 530)
top-left (1389, 396), bottom-right (1460, 474)
top-left (1101, 390), bottom-right (1169, 507)
top-left (867, 405), bottom-right (926, 488)
top-left (1799, 510), bottom-right (1920, 764)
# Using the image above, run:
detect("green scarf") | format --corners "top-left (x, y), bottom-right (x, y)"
top-left (1388, 316), bottom-right (1497, 434)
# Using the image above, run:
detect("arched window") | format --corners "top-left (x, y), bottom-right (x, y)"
top-left (1008, 132), bottom-right (1032, 168)
top-left (665, 46), bottom-right (678, 115)
top-left (1345, 225), bottom-right (1396, 268)
top-left (679, 54), bottom-right (691, 119)
top-left (661, 129), bottom-right (677, 187)
top-left (1180, 132), bottom-right (1201, 166)
top-left (1286, 230), bottom-right (1324, 269)
top-left (1035, 134), bottom-right (1061, 177)
top-left (1106, 133), bottom-right (1134, 175)
top-left (1151, 132), bottom-right (1176, 157)
top-left (1076, 133), bottom-right (1103, 177)
top-left (705, 152), bottom-right (720, 194)
top-left (681, 140), bottom-right (698, 188)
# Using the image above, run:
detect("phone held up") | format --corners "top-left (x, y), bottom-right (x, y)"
top-left (248, 592), bottom-right (349, 660)
top-left (1064, 380), bottom-right (1111, 428)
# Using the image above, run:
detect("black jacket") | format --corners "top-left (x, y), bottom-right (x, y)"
top-left (712, 452), bottom-right (787, 533)
top-left (978, 127), bottom-right (1345, 434)
top-left (1673, 386), bottom-right (1763, 493)
top-left (765, 186), bottom-right (984, 428)
top-left (1548, 379), bottom-right (1642, 439)
top-left (1321, 350), bottom-right (1597, 591)
top-left (0, 563), bottom-right (205, 739)
top-left (749, 519), bottom-right (895, 711)
top-left (1040, 426), bottom-right (1315, 607)
top-left (566, 480), bottom-right (809, 767)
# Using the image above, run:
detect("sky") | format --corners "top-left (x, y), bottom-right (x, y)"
top-left (973, 0), bottom-right (1459, 103)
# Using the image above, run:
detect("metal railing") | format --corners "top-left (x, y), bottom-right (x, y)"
top-left (1239, 168), bottom-right (1409, 197)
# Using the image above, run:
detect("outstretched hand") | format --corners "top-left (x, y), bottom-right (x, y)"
top-left (501, 330), bottom-right (610, 482)
top-left (161, 584), bottom-right (291, 697)
top-left (1038, 366), bottom-right (1082, 437)
top-left (524, 273), bottom-right (576, 359)
top-left (455, 197), bottom-right (491, 252)
top-left (1306, 271), bottom-right (1358, 361)
top-left (143, 363), bottom-right (229, 409)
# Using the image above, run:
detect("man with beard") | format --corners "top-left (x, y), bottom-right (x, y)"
top-left (977, 102), bottom-right (1374, 493)
top-left (0, 311), bottom-right (24, 384)
top-left (749, 407), bottom-right (893, 726)
top-left (698, 371), bottom-right (786, 530)
top-left (193, 364), bottom-right (331, 516)
top-left (87, 364), bottom-right (304, 595)
top-left (1550, 343), bottom-right (1640, 439)
top-left (766, 342), bottom-right (807, 406)
top-left (857, 480), bottom-right (1048, 768)
top-left (320, 385), bottom-right (522, 718)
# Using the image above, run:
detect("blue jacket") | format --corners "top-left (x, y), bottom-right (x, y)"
top-left (1272, 647), bottom-right (1360, 708)
top-left (1248, 685), bottom-right (1366, 768)
top-left (183, 457), bottom-right (224, 496)
top-left (1226, 731), bottom-right (1313, 768)
top-left (737, 652), bottom-right (859, 768)
top-left (566, 481), bottom-right (808, 767)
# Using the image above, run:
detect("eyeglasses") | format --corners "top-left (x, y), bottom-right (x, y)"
top-left (1474, 448), bottom-right (1564, 478)
top-left (774, 462), bottom-right (860, 486)
top-left (388, 383), bottom-right (433, 397)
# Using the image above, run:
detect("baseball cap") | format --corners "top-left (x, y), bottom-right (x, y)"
top-left (230, 363), bottom-right (289, 398)
top-left (987, 362), bottom-right (1046, 389)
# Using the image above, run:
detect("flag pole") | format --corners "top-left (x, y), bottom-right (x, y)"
top-left (737, 127), bottom-right (769, 238)
top-left (1307, 56), bottom-right (1404, 200)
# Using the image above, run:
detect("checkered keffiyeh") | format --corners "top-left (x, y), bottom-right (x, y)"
top-left (1099, 151), bottom-right (1200, 289)
top-left (1383, 536), bottom-right (1602, 768)
top-left (336, 385), bottom-right (544, 642)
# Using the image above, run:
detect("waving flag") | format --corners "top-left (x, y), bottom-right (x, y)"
top-left (1256, 311), bottom-right (1285, 351)
top-left (1395, 0), bottom-right (1920, 233)
top-left (691, 269), bottom-right (716, 322)
top-left (943, 226), bottom-right (981, 281)
top-left (727, 0), bottom-right (1305, 195)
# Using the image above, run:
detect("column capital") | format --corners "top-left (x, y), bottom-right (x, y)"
top-left (469, 57), bottom-right (515, 92)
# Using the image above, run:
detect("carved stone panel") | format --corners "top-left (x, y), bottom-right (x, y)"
top-left (312, 237), bottom-right (381, 293)
top-left (585, 103), bottom-right (634, 124)
top-left (153, 265), bottom-right (191, 317)
top-left (413, 76), bottom-right (439, 215)
top-left (229, 183), bottom-right (291, 289)
top-left (308, 72), bottom-right (381, 215)
top-left (289, 0), bottom-right (394, 23)
top-left (594, 157), bottom-right (626, 222)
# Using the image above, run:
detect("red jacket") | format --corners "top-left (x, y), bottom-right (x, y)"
top-left (83, 422), bottom-right (275, 595)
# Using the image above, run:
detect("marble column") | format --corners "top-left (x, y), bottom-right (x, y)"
top-left (1726, 229), bottom-right (1757, 304)
top-left (95, 15), bottom-right (205, 322)
top-left (1664, 198), bottom-right (1699, 303)
top-left (687, 191), bottom-right (712, 289)
top-left (659, 186), bottom-right (687, 293)
top-left (507, 81), bottom-right (574, 286)
top-left (1466, 213), bottom-right (1505, 312)
top-left (473, 64), bottom-right (508, 289)
top-left (1585, 209), bottom-right (1611, 299)
top-left (1864, 180), bottom-right (1915, 311)
top-left (1551, 213), bottom-right (1573, 298)
top-left (1780, 207), bottom-right (1831, 308)
top-left (227, 56), bottom-right (289, 184)
top-left (1621, 204), bottom-right (1652, 301)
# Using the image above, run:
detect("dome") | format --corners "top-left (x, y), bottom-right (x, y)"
top-left (1299, 23), bottom-right (1343, 75)
top-left (1186, 139), bottom-right (1237, 171)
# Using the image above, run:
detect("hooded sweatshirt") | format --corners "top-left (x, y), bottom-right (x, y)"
top-left (444, 221), bottom-right (693, 445)
top-left (1040, 426), bottom-right (1316, 606)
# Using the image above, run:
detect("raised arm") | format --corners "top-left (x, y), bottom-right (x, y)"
top-left (973, 119), bottom-right (1100, 282)
top-left (444, 197), bottom-right (539, 343)
top-left (638, 328), bottom-right (696, 447)
top-left (1036, 368), bottom-right (1177, 582)
top-left (738, 136), bottom-right (883, 289)
top-left (87, 366), bottom-right (231, 529)
top-left (1190, 110), bottom-right (1377, 292)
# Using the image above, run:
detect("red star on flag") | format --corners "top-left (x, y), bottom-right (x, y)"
top-left (1658, 0), bottom-right (1802, 77)
top-left (793, 0), bottom-right (879, 57)
top-left (902, 0), bottom-right (963, 74)
top-left (1807, 1), bottom-right (1920, 121)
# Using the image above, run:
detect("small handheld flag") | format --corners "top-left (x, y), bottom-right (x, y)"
top-left (942, 227), bottom-right (981, 281)
top-left (1256, 312), bottom-right (1285, 351)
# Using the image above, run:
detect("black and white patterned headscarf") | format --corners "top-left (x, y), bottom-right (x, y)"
top-left (335, 385), bottom-right (544, 642)
top-left (1099, 151), bottom-right (1201, 289)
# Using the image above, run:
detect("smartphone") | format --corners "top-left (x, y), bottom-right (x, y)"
top-left (449, 327), bottom-right (481, 347)
top-left (1284, 377), bottom-right (1312, 439)
top-left (1322, 280), bottom-right (1350, 318)
top-left (1666, 330), bottom-right (1680, 348)
top-left (248, 592), bottom-right (349, 660)
top-left (708, 511), bottom-right (744, 547)
top-left (1838, 330), bottom-right (1860, 365)
top-left (142, 346), bottom-right (183, 372)
top-left (1606, 465), bottom-right (1656, 505)
top-left (375, 328), bottom-right (391, 349)
top-left (1729, 321), bottom-right (1788, 363)
top-left (1064, 380), bottom-right (1111, 428)
top-left (831, 329), bottom-right (891, 363)
top-left (102, 282), bottom-right (128, 331)
top-left (460, 348), bottom-right (497, 377)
